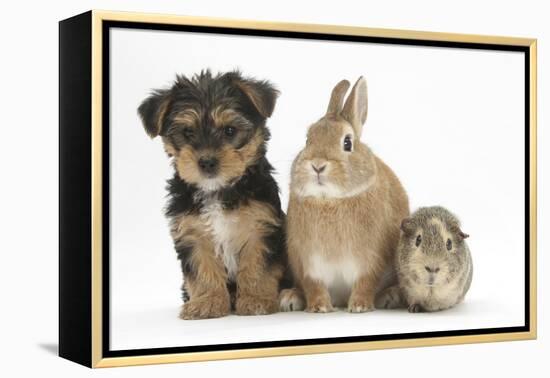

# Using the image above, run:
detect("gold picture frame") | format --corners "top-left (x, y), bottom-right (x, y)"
top-left (59, 10), bottom-right (537, 368)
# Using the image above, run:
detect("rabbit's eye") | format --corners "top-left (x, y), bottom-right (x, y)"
top-left (343, 135), bottom-right (352, 152)
top-left (446, 239), bottom-right (452, 251)
top-left (415, 235), bottom-right (422, 247)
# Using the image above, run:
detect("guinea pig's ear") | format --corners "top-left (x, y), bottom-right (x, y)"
top-left (138, 89), bottom-right (172, 138)
top-left (458, 230), bottom-right (470, 240)
top-left (450, 224), bottom-right (469, 241)
top-left (341, 76), bottom-right (368, 136)
top-left (326, 79), bottom-right (351, 115)
top-left (400, 217), bottom-right (415, 235)
top-left (234, 76), bottom-right (280, 119)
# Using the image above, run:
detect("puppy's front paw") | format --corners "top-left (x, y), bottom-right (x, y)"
top-left (236, 295), bottom-right (278, 316)
top-left (347, 297), bottom-right (375, 313)
top-left (408, 303), bottom-right (423, 313)
top-left (179, 295), bottom-right (230, 320)
top-left (306, 296), bottom-right (334, 313)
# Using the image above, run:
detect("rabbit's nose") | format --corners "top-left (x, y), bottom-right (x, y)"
top-left (311, 164), bottom-right (326, 174)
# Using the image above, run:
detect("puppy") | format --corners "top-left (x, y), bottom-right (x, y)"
top-left (138, 70), bottom-right (286, 319)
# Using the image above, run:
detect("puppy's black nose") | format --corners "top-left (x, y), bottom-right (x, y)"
top-left (198, 156), bottom-right (219, 175)
top-left (425, 266), bottom-right (440, 273)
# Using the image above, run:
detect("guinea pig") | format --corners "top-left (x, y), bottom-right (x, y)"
top-left (375, 206), bottom-right (472, 312)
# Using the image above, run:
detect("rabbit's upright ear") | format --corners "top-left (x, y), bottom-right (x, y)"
top-left (326, 79), bottom-right (350, 115)
top-left (341, 76), bottom-right (368, 136)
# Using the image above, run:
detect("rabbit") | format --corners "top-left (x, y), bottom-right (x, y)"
top-left (281, 77), bottom-right (409, 313)
top-left (375, 206), bottom-right (473, 312)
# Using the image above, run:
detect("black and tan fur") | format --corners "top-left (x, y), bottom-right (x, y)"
top-left (138, 70), bottom-right (287, 319)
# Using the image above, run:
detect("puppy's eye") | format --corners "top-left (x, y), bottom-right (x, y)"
top-left (224, 126), bottom-right (237, 138)
top-left (182, 127), bottom-right (195, 138)
top-left (343, 135), bottom-right (352, 152)
top-left (415, 235), bottom-right (422, 247)
top-left (446, 239), bottom-right (452, 251)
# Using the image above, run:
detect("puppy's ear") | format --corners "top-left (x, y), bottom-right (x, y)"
top-left (137, 89), bottom-right (172, 138)
top-left (341, 76), bottom-right (368, 136)
top-left (235, 77), bottom-right (280, 118)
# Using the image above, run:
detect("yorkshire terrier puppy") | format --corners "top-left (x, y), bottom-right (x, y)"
top-left (138, 70), bottom-right (286, 319)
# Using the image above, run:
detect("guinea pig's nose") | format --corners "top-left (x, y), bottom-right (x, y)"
top-left (425, 266), bottom-right (440, 273)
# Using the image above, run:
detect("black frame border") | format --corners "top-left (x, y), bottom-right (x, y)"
top-left (59, 11), bottom-right (93, 367)
top-left (101, 20), bottom-right (531, 359)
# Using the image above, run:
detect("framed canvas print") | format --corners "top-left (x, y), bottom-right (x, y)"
top-left (59, 10), bottom-right (537, 368)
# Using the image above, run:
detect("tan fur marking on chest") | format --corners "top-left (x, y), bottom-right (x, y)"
top-left (173, 199), bottom-right (280, 280)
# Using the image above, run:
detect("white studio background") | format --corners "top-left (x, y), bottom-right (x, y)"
top-left (1, 0), bottom-right (549, 377)
top-left (110, 28), bottom-right (525, 350)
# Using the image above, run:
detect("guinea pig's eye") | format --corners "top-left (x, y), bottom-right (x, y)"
top-left (446, 239), bottom-right (452, 251)
top-left (224, 126), bottom-right (237, 138)
top-left (343, 135), bottom-right (352, 152)
top-left (415, 234), bottom-right (422, 247)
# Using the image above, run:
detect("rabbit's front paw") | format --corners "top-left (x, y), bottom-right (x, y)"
top-left (306, 296), bottom-right (334, 313)
top-left (347, 297), bottom-right (375, 313)
top-left (279, 288), bottom-right (305, 312)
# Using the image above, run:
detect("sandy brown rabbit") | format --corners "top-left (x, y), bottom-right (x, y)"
top-left (281, 77), bottom-right (409, 313)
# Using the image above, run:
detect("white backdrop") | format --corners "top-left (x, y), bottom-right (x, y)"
top-left (1, 0), bottom-right (548, 377)
top-left (110, 27), bottom-right (525, 350)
